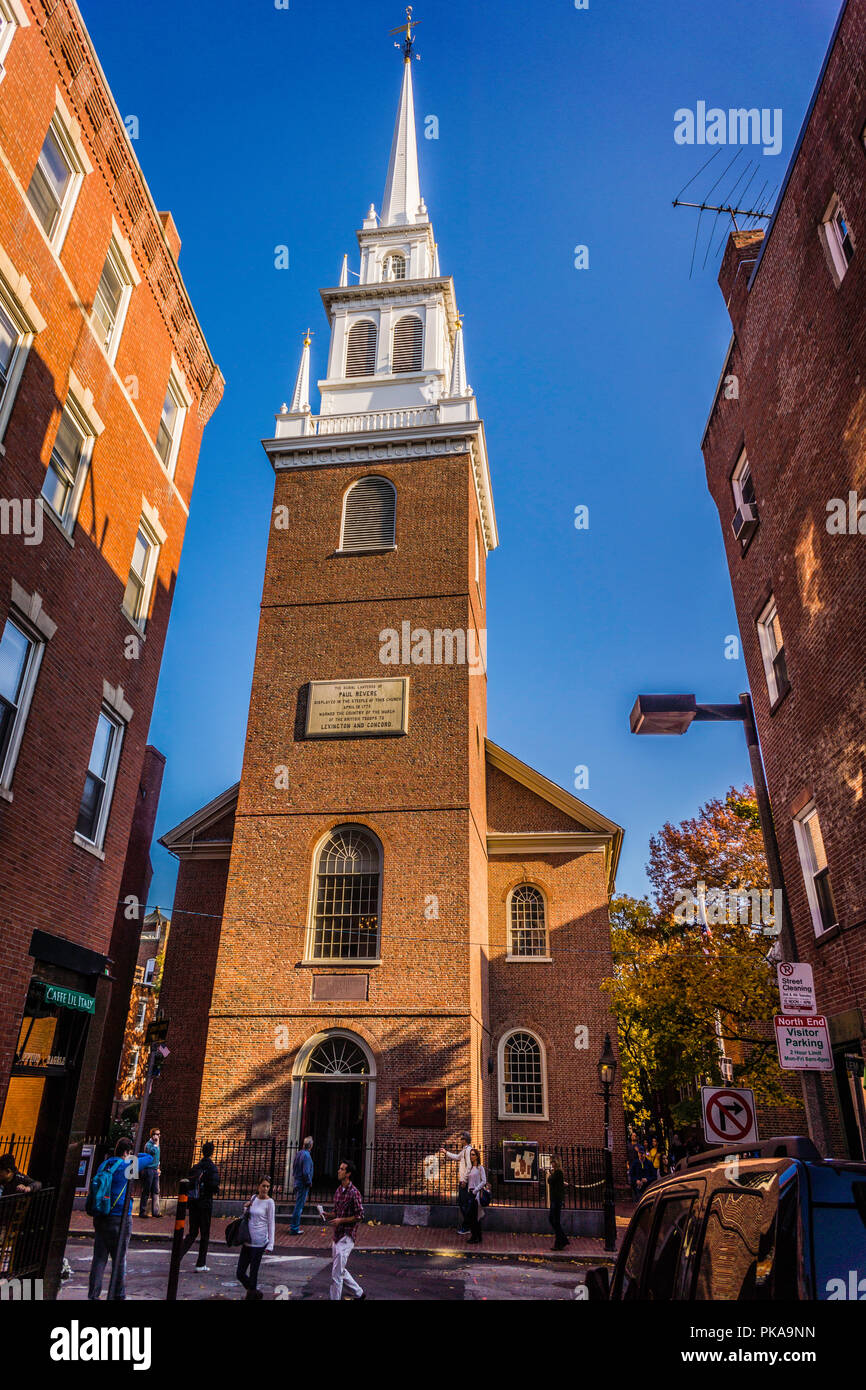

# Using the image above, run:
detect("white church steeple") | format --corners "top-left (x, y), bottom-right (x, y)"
top-left (381, 39), bottom-right (423, 227)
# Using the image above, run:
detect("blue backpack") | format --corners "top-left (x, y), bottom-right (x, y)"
top-left (85, 1157), bottom-right (127, 1216)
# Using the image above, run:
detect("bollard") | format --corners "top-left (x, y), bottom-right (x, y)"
top-left (166, 1178), bottom-right (189, 1302)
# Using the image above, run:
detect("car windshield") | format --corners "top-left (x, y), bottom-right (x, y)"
top-left (812, 1182), bottom-right (866, 1300)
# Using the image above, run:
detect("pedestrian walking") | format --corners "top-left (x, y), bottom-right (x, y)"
top-left (236, 1176), bottom-right (275, 1300)
top-left (138, 1127), bottom-right (161, 1217)
top-left (628, 1144), bottom-right (656, 1200)
top-left (181, 1140), bottom-right (220, 1271)
top-left (87, 1138), bottom-right (156, 1300)
top-left (465, 1147), bottom-right (487, 1244)
top-left (440, 1130), bottom-right (473, 1234)
top-left (324, 1159), bottom-right (366, 1301)
top-left (289, 1136), bottom-right (314, 1235)
top-left (547, 1155), bottom-right (570, 1251)
top-left (648, 1136), bottom-right (665, 1175)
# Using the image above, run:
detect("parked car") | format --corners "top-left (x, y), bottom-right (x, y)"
top-left (584, 1136), bottom-right (866, 1300)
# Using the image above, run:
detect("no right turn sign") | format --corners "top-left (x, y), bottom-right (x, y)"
top-left (701, 1086), bottom-right (759, 1145)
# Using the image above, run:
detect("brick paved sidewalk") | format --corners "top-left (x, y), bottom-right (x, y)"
top-left (68, 1209), bottom-right (626, 1262)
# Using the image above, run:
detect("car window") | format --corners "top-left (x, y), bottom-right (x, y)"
top-left (772, 1177), bottom-right (800, 1299)
top-left (646, 1194), bottom-right (695, 1301)
top-left (616, 1199), bottom-right (656, 1300)
top-left (694, 1174), bottom-right (779, 1300)
top-left (812, 1186), bottom-right (866, 1300)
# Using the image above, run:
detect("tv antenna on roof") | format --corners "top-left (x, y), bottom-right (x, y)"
top-left (673, 148), bottom-right (777, 278)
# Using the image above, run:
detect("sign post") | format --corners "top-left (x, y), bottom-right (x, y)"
top-left (701, 1086), bottom-right (759, 1146)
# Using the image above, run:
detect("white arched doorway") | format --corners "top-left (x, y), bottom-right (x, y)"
top-left (288, 1030), bottom-right (377, 1189)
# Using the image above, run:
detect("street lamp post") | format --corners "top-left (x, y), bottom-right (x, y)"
top-left (598, 1032), bottom-right (618, 1252)
top-left (629, 691), bottom-right (832, 1155)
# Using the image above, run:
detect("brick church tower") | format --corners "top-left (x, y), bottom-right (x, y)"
top-left (157, 27), bottom-right (626, 1188)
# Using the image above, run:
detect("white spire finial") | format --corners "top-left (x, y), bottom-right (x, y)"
top-left (449, 317), bottom-right (471, 397)
top-left (339, 254), bottom-right (348, 287)
top-left (381, 32), bottom-right (422, 227)
top-left (289, 331), bottom-right (312, 414)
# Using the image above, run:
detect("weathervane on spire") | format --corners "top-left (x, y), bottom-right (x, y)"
top-left (390, 5), bottom-right (421, 60)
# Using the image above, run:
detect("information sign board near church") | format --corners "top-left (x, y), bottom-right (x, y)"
top-left (305, 678), bottom-right (409, 739)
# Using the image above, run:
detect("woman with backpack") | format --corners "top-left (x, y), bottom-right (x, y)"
top-left (86, 1138), bottom-right (156, 1300)
top-left (236, 1176), bottom-right (275, 1299)
top-left (181, 1141), bottom-right (220, 1272)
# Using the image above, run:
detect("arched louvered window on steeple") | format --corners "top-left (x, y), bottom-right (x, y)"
top-left (384, 253), bottom-right (406, 281)
top-left (340, 476), bottom-right (397, 552)
top-left (309, 825), bottom-right (383, 960)
top-left (392, 314), bottom-right (423, 373)
top-left (345, 319), bottom-right (377, 377)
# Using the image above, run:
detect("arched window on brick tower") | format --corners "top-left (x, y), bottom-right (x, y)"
top-left (339, 476), bottom-right (396, 552)
top-left (508, 884), bottom-right (548, 958)
top-left (499, 1030), bottom-right (548, 1119)
top-left (309, 825), bottom-right (382, 960)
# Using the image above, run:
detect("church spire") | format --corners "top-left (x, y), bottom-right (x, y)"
top-left (289, 330), bottom-right (312, 413)
top-left (448, 317), bottom-right (471, 398)
top-left (381, 9), bottom-right (423, 228)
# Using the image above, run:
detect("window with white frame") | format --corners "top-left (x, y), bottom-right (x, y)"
top-left (499, 1030), bottom-right (547, 1119)
top-left (126, 1046), bottom-right (140, 1087)
top-left (822, 194), bottom-right (854, 284)
top-left (756, 596), bottom-right (789, 703)
top-left (0, 615), bottom-right (43, 791)
top-left (392, 314), bottom-right (423, 373)
top-left (383, 252), bottom-right (406, 281)
top-left (135, 1000), bottom-right (147, 1030)
top-left (732, 449), bottom-right (757, 513)
top-left (0, 0), bottom-right (25, 80)
top-left (508, 885), bottom-right (549, 958)
top-left (27, 114), bottom-right (85, 250)
top-left (794, 804), bottom-right (838, 935)
top-left (41, 405), bottom-right (92, 533)
top-left (75, 706), bottom-right (124, 849)
top-left (155, 373), bottom-right (187, 477)
top-left (339, 476), bottom-right (396, 552)
top-left (143, 958), bottom-right (156, 985)
top-left (309, 825), bottom-right (382, 960)
top-left (122, 519), bottom-right (159, 630)
top-left (345, 319), bottom-right (377, 378)
top-left (92, 241), bottom-right (133, 359)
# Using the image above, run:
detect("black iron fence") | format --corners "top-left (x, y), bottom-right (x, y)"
top-left (84, 1136), bottom-right (605, 1210)
top-left (0, 1134), bottom-right (34, 1174)
top-left (0, 1186), bottom-right (55, 1279)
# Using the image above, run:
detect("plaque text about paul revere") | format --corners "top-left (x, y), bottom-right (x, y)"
top-left (305, 678), bottom-right (409, 739)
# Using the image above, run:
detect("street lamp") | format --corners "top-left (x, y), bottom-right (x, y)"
top-left (629, 691), bottom-right (832, 1155)
top-left (597, 1032), bottom-right (617, 1252)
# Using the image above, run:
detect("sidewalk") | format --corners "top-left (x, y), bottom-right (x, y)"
top-left (68, 1209), bottom-right (628, 1262)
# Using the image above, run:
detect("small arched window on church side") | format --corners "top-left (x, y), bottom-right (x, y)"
top-left (346, 319), bottom-right (377, 377)
top-left (384, 252), bottom-right (406, 281)
top-left (508, 885), bottom-right (548, 958)
top-left (340, 476), bottom-right (397, 552)
top-left (392, 314), bottom-right (423, 373)
top-left (500, 1030), bottom-right (547, 1119)
top-left (309, 825), bottom-right (382, 960)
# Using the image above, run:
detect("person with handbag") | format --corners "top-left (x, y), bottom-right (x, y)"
top-left (181, 1140), bottom-right (220, 1271)
top-left (465, 1147), bottom-right (487, 1244)
top-left (235, 1176), bottom-right (275, 1300)
top-left (547, 1155), bottom-right (570, 1251)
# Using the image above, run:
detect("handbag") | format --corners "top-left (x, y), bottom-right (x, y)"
top-left (225, 1207), bottom-right (252, 1247)
top-left (479, 1184), bottom-right (492, 1208)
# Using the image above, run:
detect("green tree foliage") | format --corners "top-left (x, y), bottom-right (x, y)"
top-left (603, 786), bottom-right (792, 1133)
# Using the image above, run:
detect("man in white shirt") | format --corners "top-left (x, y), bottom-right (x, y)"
top-left (440, 1131), bottom-right (473, 1235)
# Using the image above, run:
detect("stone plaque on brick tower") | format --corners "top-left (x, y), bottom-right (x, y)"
top-left (305, 678), bottom-right (409, 738)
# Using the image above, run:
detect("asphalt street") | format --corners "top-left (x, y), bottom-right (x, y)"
top-left (60, 1238), bottom-right (590, 1301)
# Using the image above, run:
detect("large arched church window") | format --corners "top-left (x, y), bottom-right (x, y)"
top-left (392, 314), bottom-right (423, 373)
top-left (500, 1030), bottom-right (547, 1118)
top-left (340, 476), bottom-right (396, 552)
top-left (508, 885), bottom-right (548, 958)
top-left (345, 319), bottom-right (377, 377)
top-left (304, 1037), bottom-right (370, 1075)
top-left (383, 252), bottom-right (406, 281)
top-left (310, 825), bottom-right (382, 960)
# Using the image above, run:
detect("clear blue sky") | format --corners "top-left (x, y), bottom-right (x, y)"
top-left (81, 0), bottom-right (842, 913)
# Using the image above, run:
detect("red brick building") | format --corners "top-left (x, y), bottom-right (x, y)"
top-left (0, 0), bottom-right (221, 1286)
top-left (701, 0), bottom-right (866, 1157)
top-left (156, 41), bottom-right (625, 1208)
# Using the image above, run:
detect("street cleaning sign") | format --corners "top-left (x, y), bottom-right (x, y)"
top-left (774, 1014), bottom-right (834, 1071)
top-left (777, 961), bottom-right (817, 1013)
top-left (701, 1086), bottom-right (758, 1145)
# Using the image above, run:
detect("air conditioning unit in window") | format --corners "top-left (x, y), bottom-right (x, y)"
top-left (731, 502), bottom-right (759, 542)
